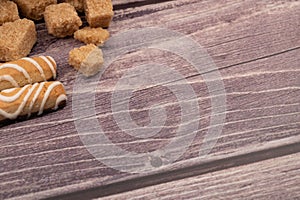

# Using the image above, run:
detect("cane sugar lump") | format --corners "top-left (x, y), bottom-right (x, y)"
top-left (0, 19), bottom-right (37, 62)
top-left (68, 44), bottom-right (104, 77)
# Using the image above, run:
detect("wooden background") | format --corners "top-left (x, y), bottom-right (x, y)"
top-left (1, 0), bottom-right (300, 199)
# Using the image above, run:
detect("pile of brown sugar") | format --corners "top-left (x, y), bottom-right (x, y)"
top-left (0, 0), bottom-right (113, 77)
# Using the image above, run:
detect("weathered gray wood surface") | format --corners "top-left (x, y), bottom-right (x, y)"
top-left (0, 0), bottom-right (299, 199)
top-left (101, 152), bottom-right (300, 200)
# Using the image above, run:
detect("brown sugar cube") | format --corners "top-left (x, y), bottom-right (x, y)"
top-left (0, 0), bottom-right (20, 26)
top-left (64, 0), bottom-right (84, 12)
top-left (68, 44), bottom-right (104, 77)
top-left (44, 3), bottom-right (82, 38)
top-left (12, 0), bottom-right (57, 20)
top-left (84, 0), bottom-right (114, 28)
top-left (74, 27), bottom-right (110, 45)
top-left (0, 19), bottom-right (37, 62)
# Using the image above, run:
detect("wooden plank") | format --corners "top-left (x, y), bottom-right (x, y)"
top-left (0, 0), bottom-right (299, 199)
top-left (35, 140), bottom-right (300, 200)
top-left (100, 152), bottom-right (300, 200)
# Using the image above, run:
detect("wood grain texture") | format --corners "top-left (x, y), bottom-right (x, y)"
top-left (39, 140), bottom-right (300, 200)
top-left (0, 0), bottom-right (299, 199)
top-left (100, 152), bottom-right (300, 200)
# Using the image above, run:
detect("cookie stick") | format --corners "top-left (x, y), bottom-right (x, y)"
top-left (0, 56), bottom-right (57, 91)
top-left (0, 81), bottom-right (67, 121)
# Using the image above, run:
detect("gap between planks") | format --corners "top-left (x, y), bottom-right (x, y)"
top-left (113, 0), bottom-right (175, 11)
top-left (14, 137), bottom-right (300, 200)
top-left (99, 152), bottom-right (300, 199)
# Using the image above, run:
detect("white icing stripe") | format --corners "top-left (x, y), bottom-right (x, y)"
top-left (38, 82), bottom-right (62, 115)
top-left (22, 57), bottom-right (46, 81)
top-left (0, 84), bottom-right (38, 120)
top-left (40, 56), bottom-right (56, 79)
top-left (54, 94), bottom-right (67, 110)
top-left (2, 88), bottom-right (17, 94)
top-left (47, 56), bottom-right (56, 65)
top-left (0, 85), bottom-right (30, 103)
top-left (28, 82), bottom-right (45, 118)
top-left (0, 64), bottom-right (32, 83)
top-left (46, 56), bottom-right (57, 79)
top-left (0, 75), bottom-right (19, 88)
